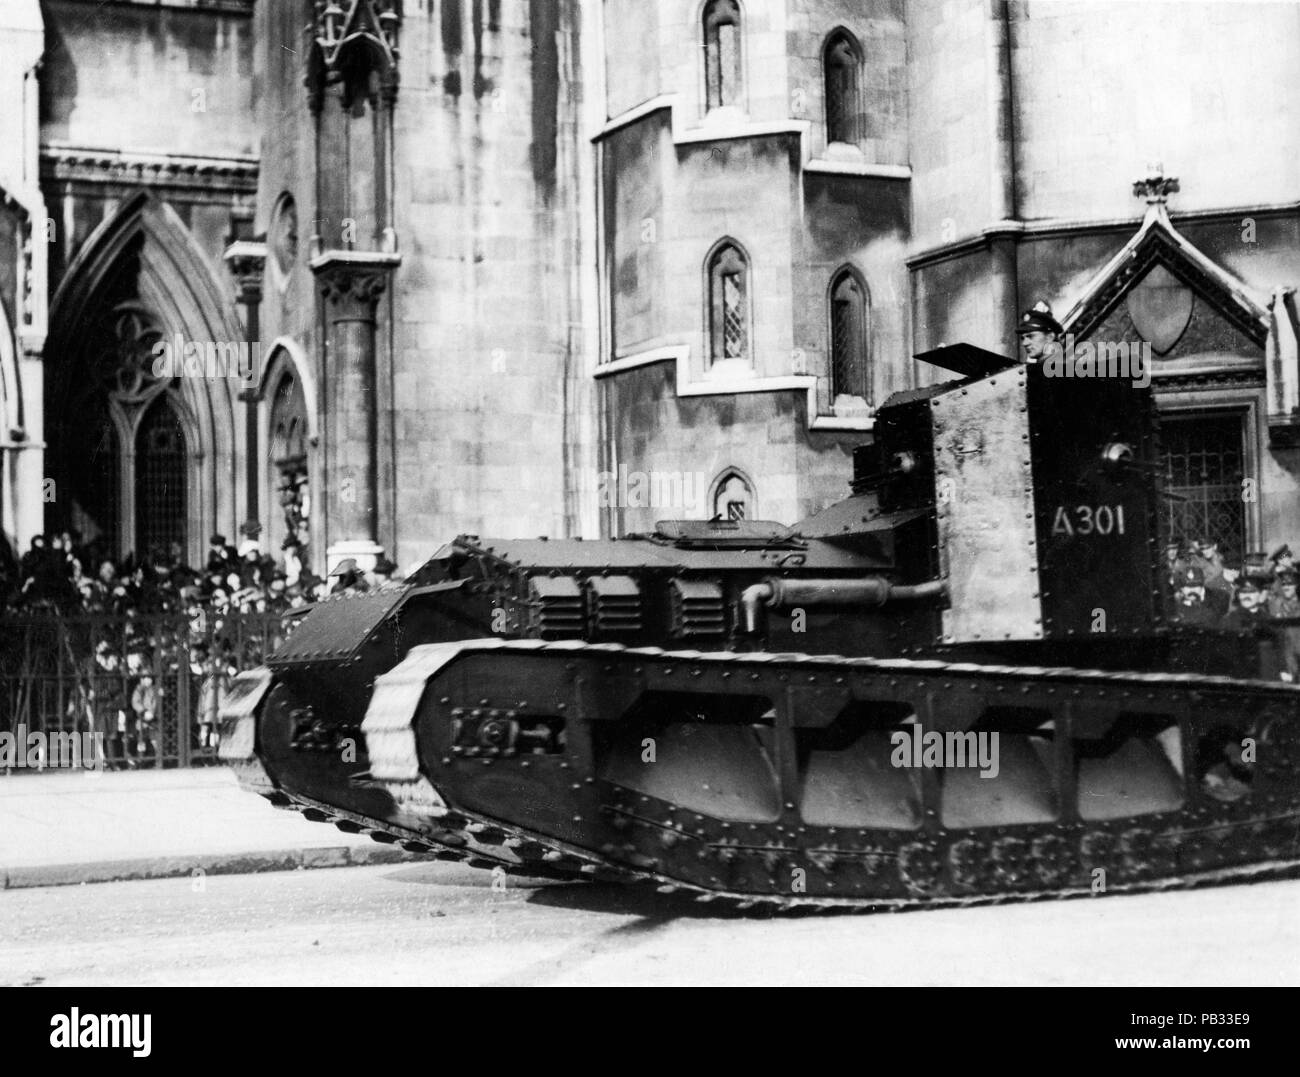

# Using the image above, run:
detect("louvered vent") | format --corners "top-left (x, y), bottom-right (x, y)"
top-left (669, 579), bottom-right (726, 637)
top-left (528, 576), bottom-right (585, 638)
top-left (587, 575), bottom-right (643, 634)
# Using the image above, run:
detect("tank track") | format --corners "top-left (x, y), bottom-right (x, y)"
top-left (219, 666), bottom-right (593, 881)
top-left (227, 641), bottom-right (1300, 912)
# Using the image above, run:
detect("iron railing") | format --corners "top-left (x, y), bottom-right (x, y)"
top-left (0, 611), bottom-right (291, 773)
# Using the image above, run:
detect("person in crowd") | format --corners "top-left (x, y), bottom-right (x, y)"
top-left (1222, 573), bottom-right (1269, 631)
top-left (91, 639), bottom-right (133, 770)
top-left (1171, 565), bottom-right (1218, 628)
top-left (1189, 539), bottom-right (1231, 617)
top-left (205, 534), bottom-right (236, 576)
top-left (1266, 571), bottom-right (1300, 682)
top-left (1267, 571), bottom-right (1300, 620)
top-left (1164, 538), bottom-right (1190, 585)
top-left (131, 669), bottom-right (160, 768)
top-left (328, 558), bottom-right (369, 595)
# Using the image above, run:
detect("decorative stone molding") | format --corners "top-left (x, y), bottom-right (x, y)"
top-left (40, 144), bottom-right (258, 195)
top-left (310, 250), bottom-right (400, 316)
top-left (223, 240), bottom-right (267, 303)
top-left (307, 1), bottom-right (402, 109)
top-left (1061, 182), bottom-right (1269, 349)
top-left (1133, 167), bottom-right (1181, 205)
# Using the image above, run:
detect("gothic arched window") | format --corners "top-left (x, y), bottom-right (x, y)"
top-left (703, 0), bottom-right (742, 111)
top-left (268, 367), bottom-right (311, 567)
top-left (712, 469), bottom-right (755, 521)
top-left (829, 268), bottom-right (870, 402)
top-left (707, 241), bottom-right (750, 365)
top-left (134, 395), bottom-right (188, 561)
top-left (824, 30), bottom-right (862, 145)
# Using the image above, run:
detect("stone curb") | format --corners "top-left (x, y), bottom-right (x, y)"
top-left (0, 843), bottom-right (424, 890)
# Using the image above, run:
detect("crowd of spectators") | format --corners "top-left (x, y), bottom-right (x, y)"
top-left (1, 529), bottom-right (399, 616)
top-left (0, 527), bottom-right (398, 770)
top-left (1167, 538), bottom-right (1300, 678)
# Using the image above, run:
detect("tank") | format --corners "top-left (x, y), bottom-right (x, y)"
top-left (220, 345), bottom-right (1300, 909)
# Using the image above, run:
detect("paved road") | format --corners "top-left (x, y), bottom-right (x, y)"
top-left (1, 862), bottom-right (1297, 986)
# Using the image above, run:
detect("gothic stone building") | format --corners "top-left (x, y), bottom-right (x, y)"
top-left (1, 0), bottom-right (1298, 576)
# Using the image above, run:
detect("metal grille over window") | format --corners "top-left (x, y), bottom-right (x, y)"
top-left (587, 576), bottom-right (643, 634)
top-left (708, 242), bottom-right (749, 365)
top-left (723, 274), bottom-right (745, 358)
top-left (824, 32), bottom-right (861, 144)
top-left (669, 579), bottom-right (727, 637)
top-left (528, 576), bottom-right (586, 639)
top-left (704, 0), bottom-right (742, 111)
top-left (1160, 413), bottom-right (1247, 565)
top-left (830, 271), bottom-right (869, 402)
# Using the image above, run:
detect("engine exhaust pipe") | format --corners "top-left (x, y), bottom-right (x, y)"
top-left (740, 577), bottom-right (947, 635)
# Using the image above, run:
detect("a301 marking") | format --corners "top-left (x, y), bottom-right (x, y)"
top-left (1052, 504), bottom-right (1127, 537)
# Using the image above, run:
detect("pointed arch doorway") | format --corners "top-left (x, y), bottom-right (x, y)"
top-left (60, 300), bottom-right (196, 560)
top-left (45, 193), bottom-right (243, 563)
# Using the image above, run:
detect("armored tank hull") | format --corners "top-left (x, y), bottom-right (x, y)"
top-left (220, 347), bottom-right (1300, 909)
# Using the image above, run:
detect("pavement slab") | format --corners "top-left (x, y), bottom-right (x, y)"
top-left (0, 767), bottom-right (420, 889)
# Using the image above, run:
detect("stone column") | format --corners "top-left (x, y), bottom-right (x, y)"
top-left (223, 239), bottom-right (266, 532)
top-left (309, 249), bottom-right (400, 573)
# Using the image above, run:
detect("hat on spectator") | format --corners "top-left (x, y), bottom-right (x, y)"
top-left (239, 520), bottom-right (263, 538)
top-left (209, 534), bottom-right (227, 547)
top-left (1279, 571), bottom-right (1298, 587)
top-left (329, 558), bottom-right (359, 577)
top-left (1241, 552), bottom-right (1274, 586)
top-left (1179, 566), bottom-right (1206, 587)
top-left (1270, 544), bottom-right (1294, 565)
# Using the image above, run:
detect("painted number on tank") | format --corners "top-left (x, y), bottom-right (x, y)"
top-left (1051, 504), bottom-right (1126, 537)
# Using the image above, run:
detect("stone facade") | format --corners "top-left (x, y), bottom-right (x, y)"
top-left (1, 0), bottom-right (1298, 576)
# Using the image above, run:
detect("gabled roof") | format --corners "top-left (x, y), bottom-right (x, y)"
top-left (1060, 201), bottom-right (1270, 349)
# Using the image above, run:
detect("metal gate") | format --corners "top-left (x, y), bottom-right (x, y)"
top-left (0, 612), bottom-right (288, 774)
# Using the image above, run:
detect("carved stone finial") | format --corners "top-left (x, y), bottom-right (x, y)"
top-left (1133, 165), bottom-right (1180, 205)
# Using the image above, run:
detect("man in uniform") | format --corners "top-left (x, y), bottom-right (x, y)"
top-left (1224, 561), bottom-right (1286, 680)
top-left (1190, 539), bottom-right (1231, 617)
top-left (1266, 570), bottom-right (1300, 681)
top-left (1171, 565), bottom-right (1218, 627)
top-left (1223, 573), bottom-right (1269, 631)
top-left (1015, 300), bottom-right (1064, 365)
